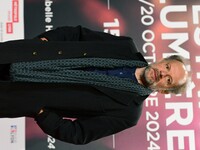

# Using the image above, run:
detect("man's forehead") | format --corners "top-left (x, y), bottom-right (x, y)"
top-left (170, 60), bottom-right (188, 85)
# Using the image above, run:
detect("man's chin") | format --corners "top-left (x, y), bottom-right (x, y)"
top-left (141, 67), bottom-right (155, 88)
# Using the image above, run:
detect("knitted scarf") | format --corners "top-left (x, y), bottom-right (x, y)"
top-left (10, 58), bottom-right (152, 96)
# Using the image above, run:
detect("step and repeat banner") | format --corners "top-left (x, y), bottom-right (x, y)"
top-left (0, 0), bottom-right (200, 150)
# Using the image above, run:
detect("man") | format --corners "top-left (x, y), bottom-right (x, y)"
top-left (0, 26), bottom-right (188, 144)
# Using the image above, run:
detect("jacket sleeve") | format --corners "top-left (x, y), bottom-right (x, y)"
top-left (35, 110), bottom-right (135, 145)
top-left (35, 25), bottom-right (132, 41)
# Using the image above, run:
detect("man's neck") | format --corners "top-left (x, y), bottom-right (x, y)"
top-left (135, 67), bottom-right (145, 85)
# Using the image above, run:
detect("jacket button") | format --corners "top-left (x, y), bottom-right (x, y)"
top-left (58, 51), bottom-right (63, 55)
top-left (32, 51), bottom-right (37, 55)
top-left (83, 53), bottom-right (87, 56)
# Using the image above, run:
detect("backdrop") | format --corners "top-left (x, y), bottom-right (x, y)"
top-left (0, 0), bottom-right (200, 150)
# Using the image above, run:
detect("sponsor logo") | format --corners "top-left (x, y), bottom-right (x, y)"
top-left (6, 22), bottom-right (13, 34)
top-left (10, 125), bottom-right (17, 143)
top-left (6, 0), bottom-right (19, 34)
top-left (12, 0), bottom-right (19, 22)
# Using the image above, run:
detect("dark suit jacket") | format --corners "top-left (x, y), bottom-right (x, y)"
top-left (0, 26), bottom-right (149, 144)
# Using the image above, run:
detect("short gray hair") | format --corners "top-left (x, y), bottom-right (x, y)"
top-left (164, 55), bottom-right (190, 94)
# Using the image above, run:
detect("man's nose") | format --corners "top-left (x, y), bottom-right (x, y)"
top-left (160, 71), bottom-right (168, 78)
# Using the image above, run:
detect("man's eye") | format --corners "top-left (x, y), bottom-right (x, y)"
top-left (166, 64), bottom-right (169, 70)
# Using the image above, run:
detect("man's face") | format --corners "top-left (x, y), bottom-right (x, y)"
top-left (141, 59), bottom-right (188, 93)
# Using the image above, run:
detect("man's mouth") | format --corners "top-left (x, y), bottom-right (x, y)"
top-left (153, 68), bottom-right (159, 81)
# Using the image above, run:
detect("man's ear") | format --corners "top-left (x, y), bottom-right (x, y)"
top-left (158, 90), bottom-right (169, 94)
